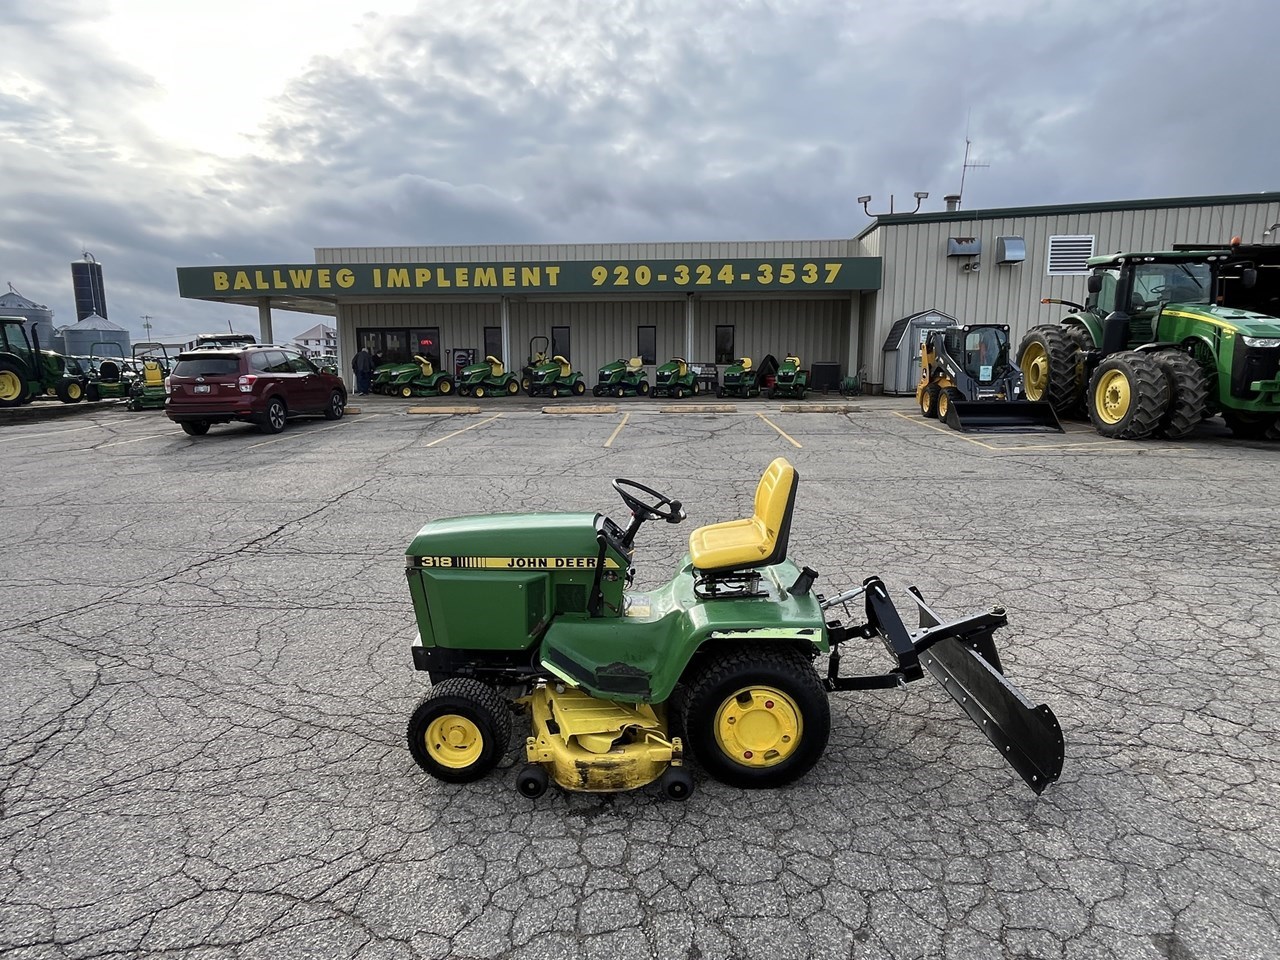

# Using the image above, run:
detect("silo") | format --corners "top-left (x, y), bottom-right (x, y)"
top-left (0, 284), bottom-right (57, 353)
top-left (71, 253), bottom-right (109, 322)
top-left (62, 313), bottom-right (130, 360)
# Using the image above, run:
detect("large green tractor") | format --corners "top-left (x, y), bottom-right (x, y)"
top-left (1021, 245), bottom-right (1280, 440)
top-left (403, 457), bottom-right (1063, 800)
top-left (0, 316), bottom-right (90, 406)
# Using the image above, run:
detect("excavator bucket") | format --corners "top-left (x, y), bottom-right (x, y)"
top-left (945, 400), bottom-right (1063, 434)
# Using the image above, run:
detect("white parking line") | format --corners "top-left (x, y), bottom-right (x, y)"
top-left (99, 433), bottom-right (171, 448)
top-left (244, 414), bottom-right (377, 450)
top-left (0, 425), bottom-right (100, 444)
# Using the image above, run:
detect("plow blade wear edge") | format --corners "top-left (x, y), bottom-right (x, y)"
top-left (946, 400), bottom-right (1063, 433)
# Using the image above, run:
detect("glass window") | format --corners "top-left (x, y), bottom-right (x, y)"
top-left (381, 330), bottom-right (409, 364)
top-left (1089, 269), bottom-right (1120, 314)
top-left (552, 325), bottom-right (570, 361)
top-left (411, 327), bottom-right (440, 365)
top-left (1132, 262), bottom-right (1211, 309)
top-left (173, 356), bottom-right (240, 377)
top-left (287, 354), bottom-right (316, 373)
top-left (637, 326), bottom-right (656, 364)
top-left (484, 326), bottom-right (502, 360)
top-left (264, 351), bottom-right (292, 373)
top-left (248, 351), bottom-right (272, 371)
top-left (715, 325), bottom-right (735, 364)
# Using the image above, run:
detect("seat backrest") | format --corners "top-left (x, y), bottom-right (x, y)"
top-left (486, 356), bottom-right (504, 376)
top-left (740, 357), bottom-right (753, 372)
top-left (627, 357), bottom-right (643, 372)
top-left (553, 355), bottom-right (570, 377)
top-left (676, 359), bottom-right (688, 377)
top-left (754, 458), bottom-right (796, 543)
top-left (786, 355), bottom-right (801, 366)
top-left (416, 356), bottom-right (434, 376)
top-left (143, 360), bottom-right (164, 386)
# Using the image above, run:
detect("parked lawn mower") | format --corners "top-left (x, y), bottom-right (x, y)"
top-left (768, 355), bottom-right (809, 399)
top-left (87, 341), bottom-right (132, 401)
top-left (651, 357), bottom-right (701, 398)
top-left (127, 342), bottom-right (171, 411)
top-left (917, 325), bottom-right (1062, 433)
top-left (520, 336), bottom-right (550, 392)
top-left (595, 357), bottom-right (650, 397)
top-left (527, 355), bottom-right (587, 397)
top-left (718, 354), bottom-right (778, 398)
top-left (388, 356), bottom-right (456, 398)
top-left (370, 361), bottom-right (406, 395)
top-left (457, 355), bottom-right (521, 398)
top-left (404, 457), bottom-right (1064, 800)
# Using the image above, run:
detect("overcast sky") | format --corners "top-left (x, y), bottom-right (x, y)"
top-left (3, 0), bottom-right (1277, 342)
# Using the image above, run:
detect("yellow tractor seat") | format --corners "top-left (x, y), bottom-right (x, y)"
top-left (415, 356), bottom-right (434, 376)
top-left (674, 357), bottom-right (688, 377)
top-left (553, 355), bottom-right (571, 378)
top-left (486, 356), bottom-right (504, 377)
top-left (786, 355), bottom-right (801, 366)
top-left (626, 357), bottom-right (644, 373)
top-left (739, 357), bottom-right (753, 372)
top-left (142, 361), bottom-right (164, 386)
top-left (688, 457), bottom-right (798, 573)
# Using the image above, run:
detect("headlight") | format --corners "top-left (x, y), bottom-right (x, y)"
top-left (1241, 336), bottom-right (1280, 348)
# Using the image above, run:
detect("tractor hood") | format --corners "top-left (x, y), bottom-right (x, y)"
top-left (407, 512), bottom-right (604, 563)
top-left (1164, 304), bottom-right (1280, 339)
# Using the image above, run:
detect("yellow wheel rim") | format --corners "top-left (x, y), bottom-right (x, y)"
top-left (714, 686), bottom-right (802, 768)
top-left (474, 385), bottom-right (485, 397)
top-left (68, 382), bottom-right (82, 400)
top-left (920, 392), bottom-right (930, 415)
top-left (401, 386), bottom-right (412, 398)
top-left (938, 392), bottom-right (949, 418)
top-left (425, 714), bottom-right (484, 769)
top-left (0, 371), bottom-right (20, 401)
top-left (1094, 369), bottom-right (1131, 425)
top-left (439, 380), bottom-right (452, 394)
top-left (1022, 342), bottom-right (1049, 401)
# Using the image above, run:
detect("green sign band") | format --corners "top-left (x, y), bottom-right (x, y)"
top-left (177, 258), bottom-right (881, 299)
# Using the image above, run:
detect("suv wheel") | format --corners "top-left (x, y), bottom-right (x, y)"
top-left (323, 390), bottom-right (345, 420)
top-left (259, 397), bottom-right (287, 434)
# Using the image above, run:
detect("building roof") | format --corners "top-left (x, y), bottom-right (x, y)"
top-left (856, 190), bottom-right (1280, 241)
top-left (0, 289), bottom-right (46, 309)
top-left (295, 322), bottom-right (336, 341)
top-left (66, 313), bottom-right (125, 331)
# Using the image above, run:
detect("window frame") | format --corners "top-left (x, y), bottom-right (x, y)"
top-left (637, 325), bottom-right (656, 365)
top-left (714, 325), bottom-right (735, 365)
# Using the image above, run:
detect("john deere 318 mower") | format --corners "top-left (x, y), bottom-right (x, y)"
top-left (403, 458), bottom-right (1063, 800)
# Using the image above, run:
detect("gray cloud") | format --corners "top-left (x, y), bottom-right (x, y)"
top-left (2, 0), bottom-right (1277, 341)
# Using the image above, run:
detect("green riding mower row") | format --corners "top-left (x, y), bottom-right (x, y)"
top-left (0, 317), bottom-right (136, 408)
top-left (402, 457), bottom-right (1064, 801)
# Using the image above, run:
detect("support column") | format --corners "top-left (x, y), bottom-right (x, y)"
top-left (845, 293), bottom-right (861, 383)
top-left (500, 297), bottom-right (511, 370)
top-left (257, 298), bottom-right (274, 344)
top-left (685, 294), bottom-right (694, 360)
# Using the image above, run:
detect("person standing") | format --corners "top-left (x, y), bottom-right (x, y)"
top-left (353, 346), bottom-right (374, 395)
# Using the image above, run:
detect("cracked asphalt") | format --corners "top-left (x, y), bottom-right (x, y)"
top-left (1, 399), bottom-right (1277, 959)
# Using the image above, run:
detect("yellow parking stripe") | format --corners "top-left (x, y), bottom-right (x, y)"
top-left (604, 412), bottom-right (630, 448)
top-left (425, 413), bottom-right (503, 447)
top-left (757, 412), bottom-right (802, 448)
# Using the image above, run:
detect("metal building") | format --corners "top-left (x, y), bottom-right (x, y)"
top-left (175, 190), bottom-right (1280, 394)
top-left (0, 285), bottom-right (56, 352)
top-left (61, 313), bottom-right (130, 360)
top-left (71, 254), bottom-right (109, 322)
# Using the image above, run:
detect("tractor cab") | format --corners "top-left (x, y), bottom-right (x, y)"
top-left (944, 325), bottom-right (1011, 383)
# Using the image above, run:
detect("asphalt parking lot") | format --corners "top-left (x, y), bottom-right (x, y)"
top-left (2, 397), bottom-right (1278, 960)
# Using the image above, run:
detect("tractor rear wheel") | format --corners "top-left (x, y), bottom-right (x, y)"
top-left (1087, 351), bottom-right (1169, 440)
top-left (639, 381), bottom-right (650, 396)
top-left (401, 386), bottom-right (413, 398)
top-left (506, 379), bottom-right (520, 395)
top-left (682, 645), bottom-right (830, 788)
top-left (919, 384), bottom-right (940, 418)
top-left (573, 380), bottom-right (586, 396)
top-left (0, 362), bottom-right (28, 408)
top-left (1018, 325), bottom-right (1084, 413)
top-left (1152, 350), bottom-right (1208, 440)
top-left (408, 679), bottom-right (511, 783)
top-left (438, 377), bottom-right (454, 395)
top-left (56, 380), bottom-right (84, 404)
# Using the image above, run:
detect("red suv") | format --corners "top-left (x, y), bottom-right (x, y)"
top-left (165, 346), bottom-right (347, 436)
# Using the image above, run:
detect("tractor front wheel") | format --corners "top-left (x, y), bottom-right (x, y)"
top-left (1087, 351), bottom-right (1169, 440)
top-left (1153, 349), bottom-right (1208, 440)
top-left (919, 384), bottom-right (940, 418)
top-left (506, 379), bottom-right (520, 395)
top-left (473, 385), bottom-right (486, 398)
top-left (639, 381), bottom-right (650, 396)
top-left (593, 384), bottom-right (605, 397)
top-left (937, 387), bottom-right (962, 422)
top-left (1018, 325), bottom-right (1083, 413)
top-left (682, 645), bottom-right (830, 789)
top-left (401, 386), bottom-right (413, 398)
top-left (408, 679), bottom-right (511, 783)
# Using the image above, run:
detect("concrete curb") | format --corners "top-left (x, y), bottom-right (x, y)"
top-left (542, 405), bottom-right (618, 414)
top-left (661, 404), bottom-right (738, 413)
top-left (778, 404), bottom-right (860, 413)
top-left (0, 399), bottom-right (124, 427)
top-left (406, 405), bottom-right (483, 415)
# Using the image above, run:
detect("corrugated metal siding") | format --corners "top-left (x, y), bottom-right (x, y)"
top-left (509, 300), bottom-right (684, 376)
top-left (316, 239), bottom-right (856, 264)
top-left (694, 300), bottom-right (846, 368)
top-left (862, 199), bottom-right (1280, 389)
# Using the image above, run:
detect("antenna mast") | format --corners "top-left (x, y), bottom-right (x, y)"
top-left (957, 138), bottom-right (990, 208)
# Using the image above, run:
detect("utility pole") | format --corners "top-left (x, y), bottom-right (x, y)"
top-left (140, 315), bottom-right (154, 340)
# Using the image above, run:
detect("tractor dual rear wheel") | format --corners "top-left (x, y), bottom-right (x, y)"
top-left (1019, 325), bottom-right (1085, 413)
top-left (1087, 351), bottom-right (1169, 440)
top-left (408, 678), bottom-right (512, 783)
top-left (682, 645), bottom-right (830, 789)
top-left (1152, 349), bottom-right (1208, 440)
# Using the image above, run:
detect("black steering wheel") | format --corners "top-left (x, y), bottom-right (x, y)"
top-left (612, 478), bottom-right (685, 546)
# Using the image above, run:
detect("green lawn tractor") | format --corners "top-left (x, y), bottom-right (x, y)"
top-left (651, 357), bottom-right (700, 398)
top-left (526, 354), bottom-right (587, 397)
top-left (387, 356), bottom-right (456, 398)
top-left (86, 341), bottom-right (132, 401)
top-left (0, 317), bottom-right (91, 406)
top-left (127, 342), bottom-right (171, 411)
top-left (917, 325), bottom-right (1061, 433)
top-left (718, 354), bottom-right (778, 399)
top-left (768, 355), bottom-right (809, 399)
top-left (457, 355), bottom-right (521, 398)
top-left (1022, 245), bottom-right (1280, 440)
top-left (520, 336), bottom-right (550, 392)
top-left (594, 357), bottom-right (650, 397)
top-left (370, 361), bottom-right (406, 395)
top-left (403, 457), bottom-right (1064, 801)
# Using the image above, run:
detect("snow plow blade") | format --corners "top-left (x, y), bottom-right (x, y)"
top-left (945, 400), bottom-right (1063, 433)
top-left (822, 577), bottom-right (1064, 794)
